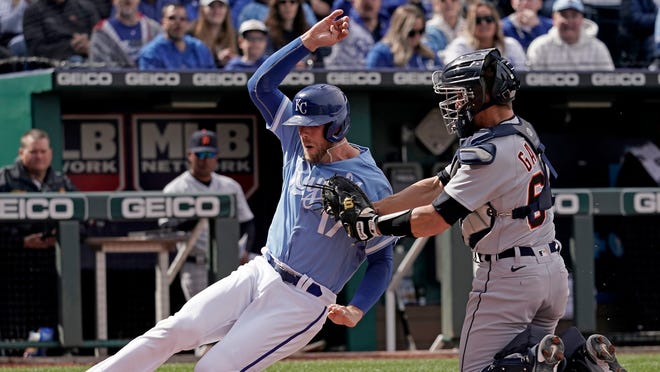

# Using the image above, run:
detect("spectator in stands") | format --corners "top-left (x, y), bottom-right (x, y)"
top-left (237, 0), bottom-right (316, 31)
top-left (366, 4), bottom-right (440, 68)
top-left (225, 18), bottom-right (269, 70)
top-left (501, 0), bottom-right (553, 51)
top-left (138, 4), bottom-right (215, 69)
top-left (89, 0), bottom-right (161, 68)
top-left (309, 0), bottom-right (331, 20)
top-left (22, 0), bottom-right (100, 62)
top-left (442, 1), bottom-right (527, 68)
top-left (136, 0), bottom-right (176, 22)
top-left (264, 0), bottom-right (310, 53)
top-left (188, 0), bottom-right (238, 68)
top-left (324, 0), bottom-right (388, 68)
top-left (527, 0), bottom-right (614, 70)
top-left (0, 0), bottom-right (29, 56)
top-left (652, 7), bottom-right (660, 70)
top-left (618, 0), bottom-right (656, 67)
top-left (425, 0), bottom-right (466, 54)
top-left (0, 129), bottom-right (78, 348)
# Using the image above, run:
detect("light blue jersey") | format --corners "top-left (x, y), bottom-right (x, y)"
top-left (248, 37), bottom-right (396, 311)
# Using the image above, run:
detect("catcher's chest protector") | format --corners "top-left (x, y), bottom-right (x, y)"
top-left (457, 118), bottom-right (558, 221)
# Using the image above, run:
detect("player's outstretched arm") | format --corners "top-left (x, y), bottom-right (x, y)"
top-left (374, 176), bottom-right (444, 215)
top-left (301, 9), bottom-right (349, 52)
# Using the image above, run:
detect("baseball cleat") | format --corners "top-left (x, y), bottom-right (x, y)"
top-left (533, 334), bottom-right (564, 372)
top-left (586, 334), bottom-right (627, 372)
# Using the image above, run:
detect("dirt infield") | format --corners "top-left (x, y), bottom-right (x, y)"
top-left (1, 346), bottom-right (658, 368)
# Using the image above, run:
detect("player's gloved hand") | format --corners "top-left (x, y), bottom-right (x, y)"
top-left (313, 175), bottom-right (380, 242)
top-left (341, 207), bottom-right (380, 242)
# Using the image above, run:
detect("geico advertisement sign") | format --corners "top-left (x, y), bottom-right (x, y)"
top-left (553, 192), bottom-right (591, 215)
top-left (62, 115), bottom-right (125, 191)
top-left (0, 197), bottom-right (86, 220)
top-left (623, 192), bottom-right (660, 214)
top-left (109, 195), bottom-right (226, 219)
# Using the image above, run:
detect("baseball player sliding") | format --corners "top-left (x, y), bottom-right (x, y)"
top-left (323, 49), bottom-right (627, 371)
top-left (87, 9), bottom-right (397, 372)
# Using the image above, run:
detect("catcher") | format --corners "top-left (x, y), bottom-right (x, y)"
top-left (323, 49), bottom-right (626, 372)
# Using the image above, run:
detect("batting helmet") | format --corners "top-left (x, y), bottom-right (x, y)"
top-left (432, 48), bottom-right (520, 137)
top-left (282, 84), bottom-right (350, 143)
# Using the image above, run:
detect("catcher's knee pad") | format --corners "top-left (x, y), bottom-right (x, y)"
top-left (483, 325), bottom-right (550, 372)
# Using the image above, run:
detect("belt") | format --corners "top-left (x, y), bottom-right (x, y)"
top-left (266, 254), bottom-right (322, 297)
top-left (478, 241), bottom-right (560, 262)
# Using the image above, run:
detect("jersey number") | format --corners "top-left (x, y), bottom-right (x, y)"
top-left (318, 212), bottom-right (344, 237)
top-left (526, 172), bottom-right (545, 229)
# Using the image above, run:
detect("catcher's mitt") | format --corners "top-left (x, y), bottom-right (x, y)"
top-left (317, 175), bottom-right (379, 242)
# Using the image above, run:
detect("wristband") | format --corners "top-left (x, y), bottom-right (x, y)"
top-left (376, 209), bottom-right (413, 237)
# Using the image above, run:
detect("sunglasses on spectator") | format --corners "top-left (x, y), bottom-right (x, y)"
top-left (246, 35), bottom-right (267, 42)
top-left (475, 15), bottom-right (495, 25)
top-left (407, 28), bottom-right (425, 38)
top-left (278, 0), bottom-right (297, 4)
top-left (167, 15), bottom-right (189, 22)
top-left (195, 151), bottom-right (217, 159)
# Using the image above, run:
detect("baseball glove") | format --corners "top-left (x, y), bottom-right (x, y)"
top-left (317, 175), bottom-right (379, 242)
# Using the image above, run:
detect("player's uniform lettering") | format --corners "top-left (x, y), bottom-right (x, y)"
top-left (526, 172), bottom-right (546, 229)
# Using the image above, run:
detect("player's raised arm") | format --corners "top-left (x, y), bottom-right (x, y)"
top-left (301, 9), bottom-right (350, 52)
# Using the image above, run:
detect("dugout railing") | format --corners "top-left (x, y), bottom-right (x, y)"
top-left (384, 187), bottom-right (660, 351)
top-left (0, 192), bottom-right (238, 352)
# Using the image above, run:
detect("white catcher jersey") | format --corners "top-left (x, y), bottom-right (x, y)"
top-left (443, 117), bottom-right (556, 254)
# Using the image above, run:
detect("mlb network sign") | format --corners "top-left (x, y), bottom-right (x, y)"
top-left (132, 114), bottom-right (258, 196)
top-left (62, 115), bottom-right (125, 191)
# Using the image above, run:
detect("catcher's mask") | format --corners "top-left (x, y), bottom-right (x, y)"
top-left (283, 84), bottom-right (350, 143)
top-left (431, 48), bottom-right (520, 138)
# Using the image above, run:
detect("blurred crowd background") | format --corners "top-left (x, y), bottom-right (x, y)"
top-left (1, 0), bottom-right (657, 73)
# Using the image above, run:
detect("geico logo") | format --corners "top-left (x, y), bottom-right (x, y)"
top-left (327, 72), bottom-right (381, 85)
top-left (633, 192), bottom-right (660, 213)
top-left (121, 196), bottom-right (220, 218)
top-left (525, 73), bottom-right (579, 86)
top-left (553, 193), bottom-right (581, 215)
top-left (282, 72), bottom-right (314, 85)
top-left (125, 72), bottom-right (180, 86)
top-left (591, 73), bottom-right (645, 86)
top-left (393, 72), bottom-right (432, 85)
top-left (0, 198), bottom-right (74, 219)
top-left (56, 72), bottom-right (113, 86)
top-left (192, 72), bottom-right (247, 86)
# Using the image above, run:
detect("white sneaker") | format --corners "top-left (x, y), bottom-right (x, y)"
top-left (586, 334), bottom-right (627, 372)
top-left (533, 334), bottom-right (564, 372)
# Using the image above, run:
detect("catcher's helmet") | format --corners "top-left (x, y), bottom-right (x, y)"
top-left (282, 84), bottom-right (350, 143)
top-left (432, 48), bottom-right (520, 137)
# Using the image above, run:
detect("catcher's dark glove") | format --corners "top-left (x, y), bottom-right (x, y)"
top-left (317, 175), bottom-right (380, 242)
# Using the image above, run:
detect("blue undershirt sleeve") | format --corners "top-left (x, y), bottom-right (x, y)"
top-left (247, 38), bottom-right (311, 123)
top-left (348, 246), bottom-right (393, 312)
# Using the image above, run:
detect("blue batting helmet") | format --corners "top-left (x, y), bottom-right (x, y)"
top-left (282, 84), bottom-right (350, 143)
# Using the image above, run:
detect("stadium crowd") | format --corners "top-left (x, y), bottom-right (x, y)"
top-left (0, 0), bottom-right (657, 72)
